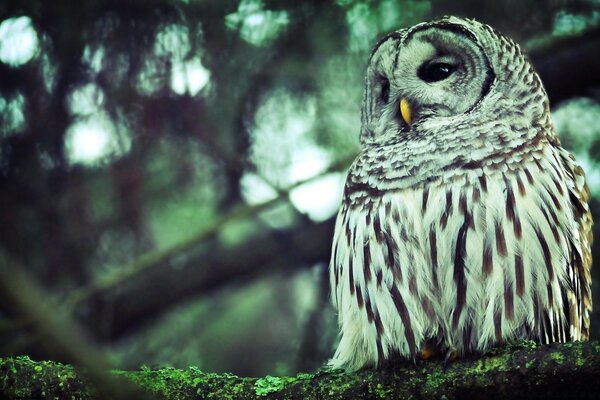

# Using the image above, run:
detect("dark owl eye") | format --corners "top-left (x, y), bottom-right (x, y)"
top-left (379, 77), bottom-right (390, 103)
top-left (418, 62), bottom-right (456, 83)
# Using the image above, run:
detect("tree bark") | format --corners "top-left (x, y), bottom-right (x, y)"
top-left (2, 341), bottom-right (599, 400)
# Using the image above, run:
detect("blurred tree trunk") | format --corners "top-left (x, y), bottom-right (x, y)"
top-left (295, 263), bottom-right (333, 372)
top-left (2, 341), bottom-right (599, 399)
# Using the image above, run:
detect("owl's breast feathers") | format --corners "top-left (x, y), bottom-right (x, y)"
top-left (330, 139), bottom-right (592, 371)
top-left (345, 115), bottom-right (553, 202)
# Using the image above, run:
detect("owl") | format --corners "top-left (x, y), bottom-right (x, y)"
top-left (329, 16), bottom-right (593, 371)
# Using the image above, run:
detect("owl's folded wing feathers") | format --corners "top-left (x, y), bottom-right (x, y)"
top-left (555, 144), bottom-right (593, 341)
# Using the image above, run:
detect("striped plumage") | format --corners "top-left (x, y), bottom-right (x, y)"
top-left (329, 16), bottom-right (593, 371)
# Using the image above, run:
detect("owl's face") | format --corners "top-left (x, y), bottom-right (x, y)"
top-left (362, 21), bottom-right (496, 142)
top-left (356, 17), bottom-right (551, 188)
top-left (361, 19), bottom-right (536, 148)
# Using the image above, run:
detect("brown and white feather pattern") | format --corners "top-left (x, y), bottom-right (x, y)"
top-left (329, 16), bottom-right (592, 371)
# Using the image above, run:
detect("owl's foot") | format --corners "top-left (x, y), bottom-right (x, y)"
top-left (419, 342), bottom-right (439, 360)
top-left (443, 347), bottom-right (458, 367)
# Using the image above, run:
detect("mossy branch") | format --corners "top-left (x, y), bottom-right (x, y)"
top-left (2, 341), bottom-right (599, 400)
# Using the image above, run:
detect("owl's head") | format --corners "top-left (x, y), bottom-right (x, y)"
top-left (360, 16), bottom-right (549, 146)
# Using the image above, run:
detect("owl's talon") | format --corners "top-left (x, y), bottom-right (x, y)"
top-left (419, 343), bottom-right (438, 360)
top-left (443, 348), bottom-right (458, 368)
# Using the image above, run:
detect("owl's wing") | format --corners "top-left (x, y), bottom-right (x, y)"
top-left (555, 144), bottom-right (593, 341)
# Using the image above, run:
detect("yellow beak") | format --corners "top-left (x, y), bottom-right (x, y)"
top-left (400, 98), bottom-right (412, 126)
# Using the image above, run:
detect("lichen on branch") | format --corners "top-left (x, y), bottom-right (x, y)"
top-left (1, 341), bottom-right (600, 400)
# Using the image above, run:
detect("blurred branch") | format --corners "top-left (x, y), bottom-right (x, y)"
top-left (0, 255), bottom-right (158, 400)
top-left (68, 153), bottom-right (352, 304)
top-left (68, 154), bottom-right (354, 339)
top-left (77, 216), bottom-right (336, 340)
top-left (2, 341), bottom-right (599, 399)
top-left (527, 26), bottom-right (600, 105)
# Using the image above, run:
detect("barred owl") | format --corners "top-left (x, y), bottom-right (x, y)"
top-left (329, 16), bottom-right (593, 371)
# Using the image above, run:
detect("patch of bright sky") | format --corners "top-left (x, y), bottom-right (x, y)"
top-left (290, 172), bottom-right (345, 222)
top-left (243, 89), bottom-right (345, 222)
top-left (249, 90), bottom-right (320, 186)
top-left (0, 93), bottom-right (26, 137)
top-left (240, 173), bottom-right (298, 229)
top-left (241, 173), bottom-right (279, 204)
top-left (171, 56), bottom-right (211, 96)
top-left (136, 58), bottom-right (162, 96)
top-left (152, 23), bottom-right (210, 96)
top-left (65, 84), bottom-right (117, 167)
top-left (68, 83), bottom-right (104, 116)
top-left (82, 45), bottom-right (105, 74)
top-left (64, 111), bottom-right (132, 167)
top-left (225, 0), bottom-right (289, 47)
top-left (155, 23), bottom-right (191, 60)
top-left (552, 97), bottom-right (600, 195)
top-left (0, 16), bottom-right (39, 67)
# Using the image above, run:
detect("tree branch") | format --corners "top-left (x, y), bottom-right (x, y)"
top-left (2, 341), bottom-right (599, 399)
top-left (0, 258), bottom-right (158, 400)
top-left (68, 154), bottom-right (352, 305)
top-left (527, 26), bottom-right (600, 105)
top-left (73, 215), bottom-right (336, 340)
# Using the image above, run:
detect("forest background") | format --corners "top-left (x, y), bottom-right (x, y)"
top-left (0, 0), bottom-right (599, 377)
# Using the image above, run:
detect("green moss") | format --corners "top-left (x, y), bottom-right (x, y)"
top-left (372, 382), bottom-right (393, 398)
top-left (549, 352), bottom-right (565, 365)
top-left (119, 365), bottom-right (201, 398)
top-left (416, 355), bottom-right (519, 394)
top-left (573, 346), bottom-right (586, 367)
top-left (296, 372), bottom-right (314, 380)
top-left (2, 343), bottom-right (599, 399)
top-left (488, 353), bottom-right (511, 371)
top-left (324, 372), bottom-right (362, 395)
top-left (0, 357), bottom-right (85, 399)
top-left (508, 339), bottom-right (537, 350)
top-left (231, 382), bottom-right (245, 395)
top-left (470, 353), bottom-right (511, 375)
top-left (424, 371), bottom-right (447, 391)
top-left (254, 375), bottom-right (284, 396)
top-left (491, 339), bottom-right (538, 354)
top-left (521, 340), bottom-right (538, 350)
